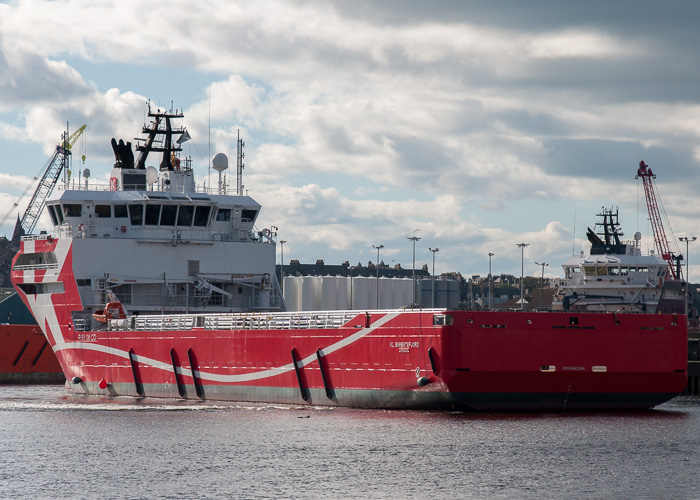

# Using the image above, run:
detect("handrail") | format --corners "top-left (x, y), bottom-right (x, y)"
top-left (108, 308), bottom-right (443, 332)
top-left (12, 263), bottom-right (59, 271)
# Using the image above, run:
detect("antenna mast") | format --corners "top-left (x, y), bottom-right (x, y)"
top-left (236, 130), bottom-right (245, 195)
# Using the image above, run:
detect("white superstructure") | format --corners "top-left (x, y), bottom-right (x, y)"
top-left (22, 106), bottom-right (282, 328)
top-left (553, 208), bottom-right (683, 313)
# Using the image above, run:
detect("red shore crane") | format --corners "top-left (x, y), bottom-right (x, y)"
top-left (635, 160), bottom-right (682, 280)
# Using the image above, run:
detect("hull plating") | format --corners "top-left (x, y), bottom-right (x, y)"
top-left (49, 310), bottom-right (687, 411)
top-left (0, 324), bottom-right (64, 384)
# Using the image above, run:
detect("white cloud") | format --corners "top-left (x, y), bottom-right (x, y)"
top-left (526, 30), bottom-right (635, 59)
top-left (1, 1), bottom-right (700, 277)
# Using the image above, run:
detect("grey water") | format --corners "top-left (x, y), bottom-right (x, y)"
top-left (0, 386), bottom-right (698, 499)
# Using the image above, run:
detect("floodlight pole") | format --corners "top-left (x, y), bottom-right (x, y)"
top-left (679, 236), bottom-right (697, 318)
top-left (535, 261), bottom-right (548, 310)
top-left (488, 252), bottom-right (494, 309)
top-left (408, 233), bottom-right (421, 304)
top-left (429, 247), bottom-right (439, 307)
top-left (373, 244), bottom-right (384, 309)
top-left (516, 243), bottom-right (529, 310)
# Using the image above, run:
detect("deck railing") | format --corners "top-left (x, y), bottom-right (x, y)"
top-left (107, 309), bottom-right (440, 332)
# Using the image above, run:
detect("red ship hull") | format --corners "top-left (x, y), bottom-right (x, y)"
top-left (0, 323), bottom-right (64, 384)
top-left (11, 237), bottom-right (688, 411)
top-left (37, 310), bottom-right (689, 411)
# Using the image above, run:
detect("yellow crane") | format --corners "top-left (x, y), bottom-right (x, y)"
top-left (0, 124), bottom-right (86, 234)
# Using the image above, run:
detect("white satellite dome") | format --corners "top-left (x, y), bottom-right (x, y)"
top-left (146, 166), bottom-right (158, 185)
top-left (212, 153), bottom-right (229, 173)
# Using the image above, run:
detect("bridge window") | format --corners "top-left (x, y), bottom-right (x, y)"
top-left (193, 206), bottom-right (211, 227)
top-left (95, 205), bottom-right (111, 218)
top-left (145, 204), bottom-right (161, 225)
top-left (160, 205), bottom-right (177, 226)
top-left (128, 204), bottom-right (143, 225)
top-left (47, 205), bottom-right (60, 226)
top-left (241, 209), bottom-right (257, 222)
top-left (177, 205), bottom-right (194, 226)
top-left (567, 267), bottom-right (582, 279)
top-left (63, 204), bottom-right (82, 217)
top-left (114, 205), bottom-right (128, 218)
top-left (216, 208), bottom-right (231, 222)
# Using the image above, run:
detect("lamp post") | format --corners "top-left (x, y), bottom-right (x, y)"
top-left (516, 243), bottom-right (529, 310)
top-left (408, 232), bottom-right (421, 305)
top-left (535, 261), bottom-right (548, 310)
top-left (488, 252), bottom-right (494, 309)
top-left (429, 247), bottom-right (439, 307)
top-left (279, 240), bottom-right (287, 298)
top-left (679, 236), bottom-right (697, 318)
top-left (373, 244), bottom-right (384, 309)
top-left (349, 264), bottom-right (354, 310)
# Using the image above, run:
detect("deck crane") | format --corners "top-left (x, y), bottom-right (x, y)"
top-left (635, 160), bottom-right (682, 280)
top-left (0, 124), bottom-right (85, 287)
top-left (15, 124), bottom-right (86, 235)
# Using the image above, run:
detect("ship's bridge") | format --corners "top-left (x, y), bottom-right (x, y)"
top-left (44, 187), bottom-right (262, 244)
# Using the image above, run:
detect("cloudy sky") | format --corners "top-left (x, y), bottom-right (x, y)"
top-left (2, 0), bottom-right (700, 280)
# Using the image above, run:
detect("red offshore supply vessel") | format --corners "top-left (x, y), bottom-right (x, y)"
top-left (0, 292), bottom-right (63, 383)
top-left (1, 228), bottom-right (63, 384)
top-left (10, 107), bottom-right (688, 410)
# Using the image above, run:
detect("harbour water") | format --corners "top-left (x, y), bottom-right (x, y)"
top-left (1, 385), bottom-right (698, 499)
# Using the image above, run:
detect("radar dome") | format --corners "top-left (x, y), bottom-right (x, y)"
top-left (146, 166), bottom-right (158, 185)
top-left (82, 168), bottom-right (90, 178)
top-left (212, 153), bottom-right (229, 172)
top-left (634, 231), bottom-right (642, 241)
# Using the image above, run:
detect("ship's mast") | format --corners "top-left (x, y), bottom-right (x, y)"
top-left (237, 130), bottom-right (245, 195)
top-left (134, 102), bottom-right (185, 171)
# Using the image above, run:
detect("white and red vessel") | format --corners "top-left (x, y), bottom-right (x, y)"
top-left (10, 108), bottom-right (688, 410)
top-left (0, 292), bottom-right (63, 383)
top-left (553, 208), bottom-right (686, 314)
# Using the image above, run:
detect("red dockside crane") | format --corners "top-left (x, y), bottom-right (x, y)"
top-left (635, 160), bottom-right (682, 280)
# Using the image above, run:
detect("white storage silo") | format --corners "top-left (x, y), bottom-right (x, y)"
top-left (435, 278), bottom-right (447, 308)
top-left (283, 276), bottom-right (301, 311)
top-left (367, 276), bottom-right (378, 310)
top-left (378, 277), bottom-right (391, 309)
top-left (391, 279), bottom-right (405, 308)
top-left (446, 278), bottom-right (459, 308)
top-left (336, 276), bottom-right (349, 310)
top-left (301, 276), bottom-right (318, 311)
top-left (352, 277), bottom-right (371, 310)
top-left (321, 276), bottom-right (338, 310)
top-left (405, 278), bottom-right (416, 306)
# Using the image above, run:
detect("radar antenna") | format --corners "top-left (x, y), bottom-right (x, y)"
top-left (237, 130), bottom-right (245, 195)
